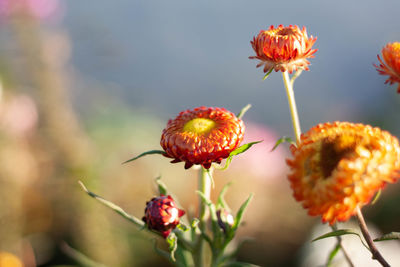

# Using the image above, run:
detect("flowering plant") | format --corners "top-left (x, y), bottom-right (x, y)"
top-left (79, 24), bottom-right (400, 267)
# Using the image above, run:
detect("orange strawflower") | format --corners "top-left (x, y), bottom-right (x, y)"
top-left (160, 106), bottom-right (245, 169)
top-left (374, 42), bottom-right (400, 93)
top-left (249, 25), bottom-right (317, 74)
top-left (287, 122), bottom-right (400, 225)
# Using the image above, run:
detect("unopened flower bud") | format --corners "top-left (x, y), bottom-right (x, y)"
top-left (142, 195), bottom-right (185, 238)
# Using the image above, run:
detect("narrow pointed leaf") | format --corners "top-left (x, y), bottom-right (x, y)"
top-left (326, 243), bottom-right (340, 266)
top-left (271, 136), bottom-right (295, 151)
top-left (78, 181), bottom-right (144, 227)
top-left (236, 104), bottom-right (252, 119)
top-left (218, 141), bottom-right (262, 170)
top-left (262, 67), bottom-right (274, 80)
top-left (155, 176), bottom-right (168, 195)
top-left (312, 229), bottom-right (369, 250)
top-left (123, 150), bottom-right (165, 164)
top-left (152, 239), bottom-right (171, 261)
top-left (166, 233), bottom-right (178, 262)
top-left (232, 194), bottom-right (253, 231)
top-left (312, 229), bottom-right (360, 242)
top-left (374, 232), bottom-right (400, 242)
top-left (217, 182), bottom-right (232, 210)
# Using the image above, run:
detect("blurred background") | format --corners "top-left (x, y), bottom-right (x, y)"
top-left (0, 0), bottom-right (400, 266)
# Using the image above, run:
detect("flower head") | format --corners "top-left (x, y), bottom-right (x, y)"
top-left (374, 42), bottom-right (400, 93)
top-left (249, 25), bottom-right (317, 74)
top-left (286, 122), bottom-right (400, 225)
top-left (160, 106), bottom-right (245, 169)
top-left (142, 195), bottom-right (185, 238)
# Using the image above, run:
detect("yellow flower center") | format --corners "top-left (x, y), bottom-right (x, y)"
top-left (183, 118), bottom-right (217, 135)
top-left (320, 135), bottom-right (359, 178)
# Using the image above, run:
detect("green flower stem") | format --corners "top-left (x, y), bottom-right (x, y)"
top-left (282, 71), bottom-right (301, 143)
top-left (356, 206), bottom-right (390, 267)
top-left (195, 167), bottom-right (212, 267)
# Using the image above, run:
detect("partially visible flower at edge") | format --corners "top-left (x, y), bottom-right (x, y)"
top-left (160, 106), bottom-right (245, 169)
top-left (286, 122), bottom-right (400, 225)
top-left (142, 195), bottom-right (185, 238)
top-left (374, 42), bottom-right (400, 93)
top-left (249, 25), bottom-right (317, 74)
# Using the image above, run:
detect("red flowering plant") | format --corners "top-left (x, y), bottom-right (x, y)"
top-left (79, 105), bottom-right (260, 266)
top-left (250, 25), bottom-right (400, 267)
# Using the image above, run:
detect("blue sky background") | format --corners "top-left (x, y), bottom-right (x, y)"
top-left (65, 0), bottom-right (400, 136)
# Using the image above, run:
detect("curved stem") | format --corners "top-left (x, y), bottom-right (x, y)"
top-left (331, 225), bottom-right (355, 267)
top-left (194, 167), bottom-right (212, 267)
top-left (282, 71), bottom-right (301, 143)
top-left (355, 206), bottom-right (390, 267)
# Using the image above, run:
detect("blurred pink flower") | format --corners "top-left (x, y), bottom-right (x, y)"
top-left (231, 122), bottom-right (288, 181)
top-left (0, 0), bottom-right (63, 21)
top-left (0, 94), bottom-right (38, 137)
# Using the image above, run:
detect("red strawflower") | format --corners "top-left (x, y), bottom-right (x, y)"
top-left (249, 25), bottom-right (317, 74)
top-left (160, 106), bottom-right (245, 169)
top-left (374, 42), bottom-right (400, 93)
top-left (142, 195), bottom-right (185, 238)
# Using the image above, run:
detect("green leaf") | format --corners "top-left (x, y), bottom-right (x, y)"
top-left (78, 181), bottom-right (145, 228)
top-left (236, 104), bottom-right (251, 120)
top-left (312, 229), bottom-right (360, 242)
top-left (262, 67), bottom-right (274, 80)
top-left (326, 243), bottom-right (340, 266)
top-left (166, 233), bottom-right (178, 262)
top-left (232, 194), bottom-right (253, 231)
top-left (155, 176), bottom-right (168, 195)
top-left (312, 229), bottom-right (369, 250)
top-left (371, 189), bottom-right (381, 205)
top-left (218, 141), bottom-right (262, 170)
top-left (122, 150), bottom-right (165, 164)
top-left (374, 232), bottom-right (400, 242)
top-left (217, 182), bottom-right (232, 210)
top-left (271, 136), bottom-right (295, 151)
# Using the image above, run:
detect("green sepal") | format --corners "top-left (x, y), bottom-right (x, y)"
top-left (217, 182), bottom-right (232, 210)
top-left (271, 136), bottom-right (295, 151)
top-left (371, 189), bottom-right (381, 205)
top-left (326, 243), bottom-right (340, 266)
top-left (374, 232), bottom-right (400, 242)
top-left (236, 104), bottom-right (252, 120)
top-left (218, 141), bottom-right (262, 170)
top-left (123, 150), bottom-right (166, 164)
top-left (155, 176), bottom-right (168, 195)
top-left (262, 68), bottom-right (274, 80)
top-left (166, 232), bottom-right (178, 262)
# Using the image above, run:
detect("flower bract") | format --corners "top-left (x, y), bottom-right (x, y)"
top-left (160, 106), bottom-right (245, 169)
top-left (249, 25), bottom-right (317, 74)
top-left (142, 195), bottom-right (185, 238)
top-left (286, 122), bottom-right (400, 225)
top-left (374, 42), bottom-right (400, 93)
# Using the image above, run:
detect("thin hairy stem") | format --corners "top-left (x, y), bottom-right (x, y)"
top-left (282, 71), bottom-right (301, 143)
top-left (356, 206), bottom-right (390, 267)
